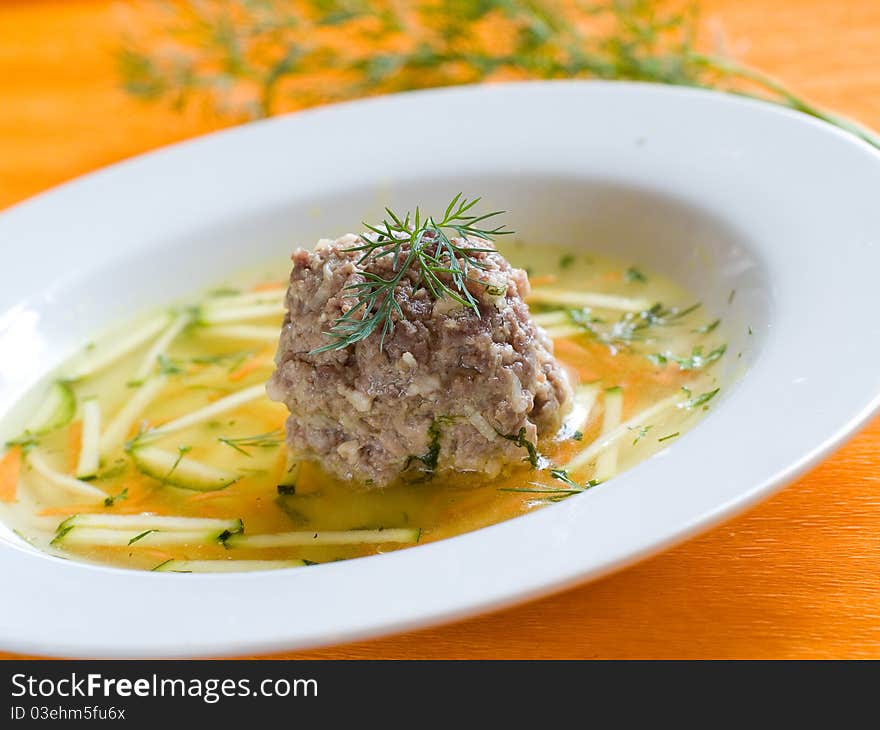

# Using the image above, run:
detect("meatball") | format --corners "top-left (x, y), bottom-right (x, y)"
top-left (267, 233), bottom-right (572, 487)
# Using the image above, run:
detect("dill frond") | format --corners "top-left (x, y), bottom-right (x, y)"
top-left (311, 194), bottom-right (511, 354)
top-left (116, 0), bottom-right (880, 149)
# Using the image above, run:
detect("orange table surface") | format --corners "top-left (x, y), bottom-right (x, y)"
top-left (2, 0), bottom-right (880, 660)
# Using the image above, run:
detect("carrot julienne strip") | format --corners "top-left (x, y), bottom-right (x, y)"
top-left (67, 420), bottom-right (83, 474)
top-left (228, 345), bottom-right (274, 382)
top-left (0, 446), bottom-right (23, 502)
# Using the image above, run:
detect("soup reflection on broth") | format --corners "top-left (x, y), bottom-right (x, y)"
top-left (0, 239), bottom-right (727, 572)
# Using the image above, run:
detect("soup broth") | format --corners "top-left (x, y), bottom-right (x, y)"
top-left (0, 242), bottom-right (727, 572)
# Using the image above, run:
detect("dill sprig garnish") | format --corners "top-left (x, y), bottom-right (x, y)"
top-left (311, 194), bottom-right (510, 354)
top-left (693, 318), bottom-right (721, 334)
top-left (680, 387), bottom-right (720, 410)
top-left (568, 302), bottom-right (700, 351)
top-left (218, 429), bottom-right (284, 456)
top-left (157, 354), bottom-right (184, 376)
top-left (190, 350), bottom-right (256, 373)
top-left (117, 0), bottom-right (880, 150)
top-left (628, 424), bottom-right (653, 445)
top-left (128, 529), bottom-right (158, 546)
top-left (500, 469), bottom-right (601, 502)
top-left (163, 445), bottom-right (192, 486)
top-left (404, 418), bottom-right (448, 476)
top-left (625, 267), bottom-right (647, 283)
top-left (4, 432), bottom-right (40, 454)
top-left (496, 426), bottom-right (541, 468)
top-left (648, 343), bottom-right (727, 370)
top-left (103, 487), bottom-right (129, 508)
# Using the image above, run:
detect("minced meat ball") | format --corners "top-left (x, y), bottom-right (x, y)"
top-left (267, 232), bottom-right (572, 487)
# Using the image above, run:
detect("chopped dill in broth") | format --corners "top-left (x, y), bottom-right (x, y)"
top-left (0, 242), bottom-right (726, 572)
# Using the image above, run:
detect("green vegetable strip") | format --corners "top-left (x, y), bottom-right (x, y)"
top-left (527, 289), bottom-right (652, 313)
top-left (566, 393), bottom-right (684, 472)
top-left (530, 311), bottom-right (571, 327)
top-left (203, 288), bottom-right (285, 309)
top-left (27, 452), bottom-right (106, 501)
top-left (130, 445), bottom-right (238, 491)
top-left (53, 527), bottom-right (227, 547)
top-left (75, 398), bottom-right (101, 480)
top-left (131, 311), bottom-right (193, 383)
top-left (201, 325), bottom-right (280, 342)
top-left (25, 381), bottom-right (75, 435)
top-left (153, 559), bottom-right (305, 573)
top-left (542, 324), bottom-right (589, 339)
top-left (562, 384), bottom-right (600, 437)
top-left (594, 388), bottom-right (624, 482)
top-left (67, 313), bottom-right (171, 380)
top-left (199, 303), bottom-right (285, 324)
top-left (225, 528), bottom-right (421, 549)
top-left (58, 513), bottom-right (242, 533)
top-left (148, 383), bottom-right (265, 437)
top-left (99, 375), bottom-right (167, 456)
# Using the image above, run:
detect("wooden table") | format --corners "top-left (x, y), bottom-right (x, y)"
top-left (2, 0), bottom-right (879, 659)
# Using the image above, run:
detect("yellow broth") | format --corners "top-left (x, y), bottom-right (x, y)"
top-left (0, 243), bottom-right (726, 571)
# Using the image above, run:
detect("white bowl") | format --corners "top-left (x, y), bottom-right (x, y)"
top-left (1, 81), bottom-right (879, 658)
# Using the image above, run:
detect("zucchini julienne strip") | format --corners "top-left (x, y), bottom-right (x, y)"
top-left (26, 381), bottom-right (76, 435)
top-left (566, 392), bottom-right (684, 473)
top-left (560, 383), bottom-right (600, 438)
top-left (224, 527), bottom-right (421, 549)
top-left (204, 288), bottom-right (285, 309)
top-left (129, 445), bottom-right (238, 491)
top-left (530, 310), bottom-right (571, 328)
top-left (527, 288), bottom-right (652, 313)
top-left (593, 387), bottom-right (624, 482)
top-left (66, 313), bottom-right (172, 381)
top-left (130, 311), bottom-right (193, 383)
top-left (58, 513), bottom-right (242, 533)
top-left (75, 398), bottom-right (101, 480)
top-left (200, 325), bottom-right (280, 342)
top-left (277, 450), bottom-right (299, 490)
top-left (27, 452), bottom-right (106, 501)
top-left (153, 559), bottom-right (305, 573)
top-left (198, 303), bottom-right (284, 325)
top-left (99, 375), bottom-right (167, 457)
top-left (543, 324), bottom-right (589, 340)
top-left (51, 527), bottom-right (231, 548)
top-left (149, 383), bottom-right (266, 438)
